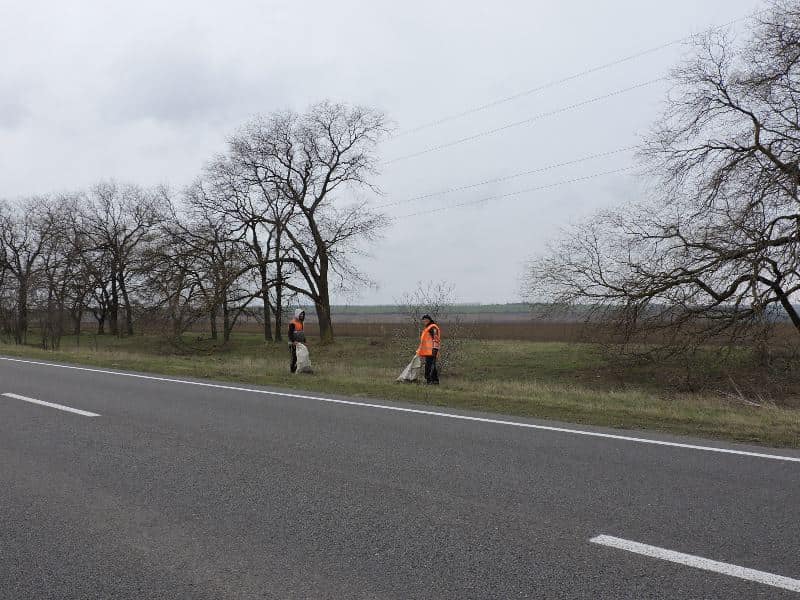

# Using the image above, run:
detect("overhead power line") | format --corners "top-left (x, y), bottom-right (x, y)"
top-left (384, 78), bottom-right (664, 165)
top-left (392, 12), bottom-right (759, 138)
top-left (395, 166), bottom-right (635, 219)
top-left (374, 146), bottom-right (637, 209)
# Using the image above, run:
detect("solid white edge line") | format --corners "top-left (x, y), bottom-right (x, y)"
top-left (2, 392), bottom-right (100, 418)
top-left (590, 534), bottom-right (800, 593)
top-left (0, 356), bottom-right (797, 463)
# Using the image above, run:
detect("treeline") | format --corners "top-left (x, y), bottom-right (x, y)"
top-left (0, 101), bottom-right (388, 348)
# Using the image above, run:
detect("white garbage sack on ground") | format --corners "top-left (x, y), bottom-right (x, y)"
top-left (295, 342), bottom-right (313, 374)
top-left (396, 354), bottom-right (421, 383)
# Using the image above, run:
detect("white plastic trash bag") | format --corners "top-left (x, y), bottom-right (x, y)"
top-left (295, 343), bottom-right (313, 374)
top-left (396, 354), bottom-right (421, 383)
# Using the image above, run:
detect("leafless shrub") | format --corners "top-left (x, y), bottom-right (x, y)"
top-left (392, 282), bottom-right (476, 375)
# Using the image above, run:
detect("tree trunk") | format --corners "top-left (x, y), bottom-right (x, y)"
top-left (15, 279), bottom-right (28, 345)
top-left (775, 286), bottom-right (800, 334)
top-left (209, 306), bottom-right (218, 340)
top-left (259, 264), bottom-right (273, 341)
top-left (262, 300), bottom-right (272, 341)
top-left (171, 313), bottom-right (182, 340)
top-left (274, 287), bottom-right (283, 343)
top-left (45, 293), bottom-right (54, 350)
top-left (223, 300), bottom-right (232, 343)
top-left (47, 294), bottom-right (63, 351)
top-left (118, 273), bottom-right (134, 336)
top-left (315, 284), bottom-right (334, 344)
top-left (315, 261), bottom-right (334, 343)
top-left (109, 277), bottom-right (119, 336)
top-left (274, 230), bottom-right (283, 342)
top-left (72, 306), bottom-right (83, 337)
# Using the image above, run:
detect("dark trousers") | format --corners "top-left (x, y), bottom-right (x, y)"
top-left (424, 356), bottom-right (439, 384)
top-left (290, 345), bottom-right (297, 373)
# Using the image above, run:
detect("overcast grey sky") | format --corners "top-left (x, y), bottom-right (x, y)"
top-left (0, 0), bottom-right (762, 304)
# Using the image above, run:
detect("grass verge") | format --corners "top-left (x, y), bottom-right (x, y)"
top-left (1, 333), bottom-right (798, 448)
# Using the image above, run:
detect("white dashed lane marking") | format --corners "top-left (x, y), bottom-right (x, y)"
top-left (2, 392), bottom-right (100, 417)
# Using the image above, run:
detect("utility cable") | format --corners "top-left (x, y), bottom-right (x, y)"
top-left (374, 145), bottom-right (636, 209)
top-left (394, 166), bottom-right (635, 219)
top-left (392, 11), bottom-right (760, 138)
top-left (384, 79), bottom-right (663, 165)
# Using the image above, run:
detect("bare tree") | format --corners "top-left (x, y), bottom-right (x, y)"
top-left (0, 197), bottom-right (59, 344)
top-left (66, 235), bottom-right (99, 339)
top-left (230, 101), bottom-right (389, 343)
top-left (36, 195), bottom-right (88, 349)
top-left (196, 161), bottom-right (280, 342)
top-left (88, 267), bottom-right (114, 335)
top-left (527, 1), bottom-right (800, 356)
top-left (170, 193), bottom-right (254, 342)
top-left (0, 244), bottom-right (11, 340)
top-left (224, 136), bottom-right (298, 343)
top-left (141, 225), bottom-right (206, 341)
top-left (80, 181), bottom-right (168, 336)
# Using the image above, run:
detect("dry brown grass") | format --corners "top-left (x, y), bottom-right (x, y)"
top-left (222, 320), bottom-right (587, 342)
top-left (202, 317), bottom-right (800, 343)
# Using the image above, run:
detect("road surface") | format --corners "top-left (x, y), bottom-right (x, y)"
top-left (1, 355), bottom-right (798, 599)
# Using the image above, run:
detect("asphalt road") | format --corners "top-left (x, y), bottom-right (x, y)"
top-left (1, 356), bottom-right (799, 599)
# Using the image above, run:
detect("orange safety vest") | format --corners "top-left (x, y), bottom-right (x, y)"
top-left (417, 323), bottom-right (441, 357)
top-left (290, 318), bottom-right (304, 332)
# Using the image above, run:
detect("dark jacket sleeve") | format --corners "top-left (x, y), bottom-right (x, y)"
top-left (288, 323), bottom-right (296, 342)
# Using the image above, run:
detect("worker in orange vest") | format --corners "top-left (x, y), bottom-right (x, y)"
top-left (417, 314), bottom-right (441, 385)
top-left (288, 309), bottom-right (306, 373)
